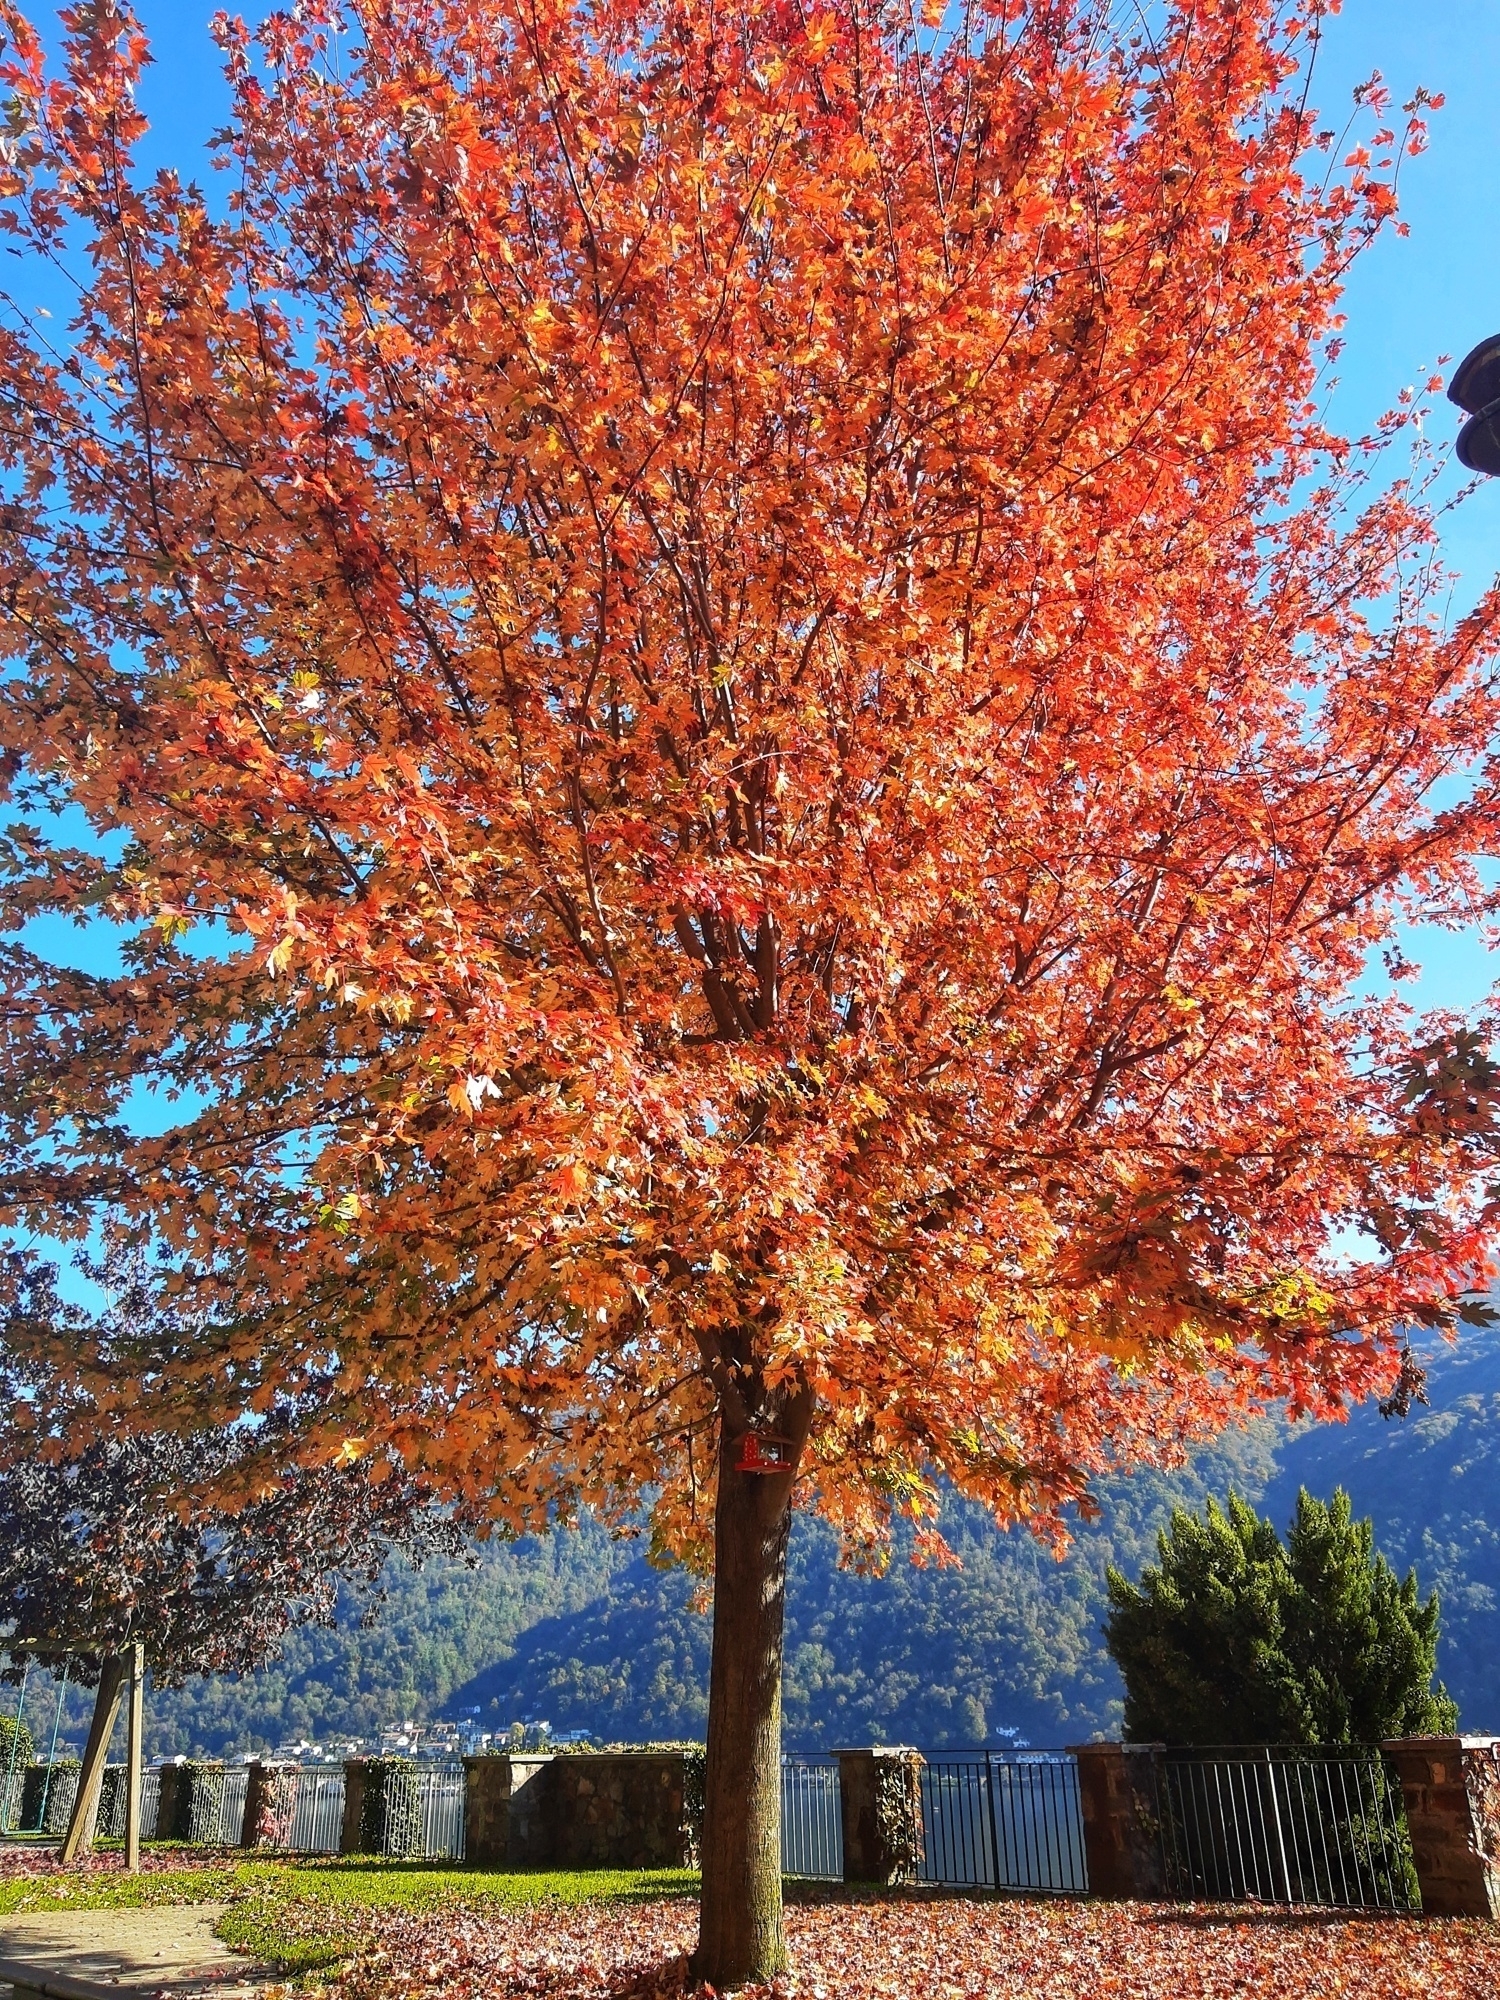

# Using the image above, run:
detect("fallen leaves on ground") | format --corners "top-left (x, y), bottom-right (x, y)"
top-left (0, 1844), bottom-right (238, 1881)
top-left (332, 1893), bottom-right (1500, 2000)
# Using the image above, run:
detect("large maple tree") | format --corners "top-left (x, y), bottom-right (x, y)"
top-left (1, 0), bottom-right (1498, 1977)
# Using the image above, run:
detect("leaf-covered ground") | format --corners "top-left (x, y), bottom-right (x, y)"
top-left (331, 1893), bottom-right (1500, 1999)
top-left (0, 1848), bottom-right (692, 1969)
top-left (1, 1855), bottom-right (1495, 1994)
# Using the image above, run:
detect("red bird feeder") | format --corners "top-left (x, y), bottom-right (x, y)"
top-left (736, 1431), bottom-right (793, 1475)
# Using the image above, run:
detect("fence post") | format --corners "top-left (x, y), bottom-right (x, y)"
top-left (503, 1755), bottom-right (558, 1866)
top-left (1069, 1742), bottom-right (1165, 1899)
top-left (984, 1753), bottom-right (1003, 1891)
top-left (836, 1747), bottom-right (923, 1885)
top-left (1263, 1747), bottom-right (1293, 1904)
top-left (155, 1762), bottom-right (188, 1843)
top-left (339, 1758), bottom-right (373, 1855)
top-left (1383, 1735), bottom-right (1500, 1917)
top-left (241, 1761), bottom-right (278, 1847)
top-left (462, 1754), bottom-right (513, 1866)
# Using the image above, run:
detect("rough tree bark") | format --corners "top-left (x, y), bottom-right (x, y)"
top-left (693, 1385), bottom-right (813, 1988)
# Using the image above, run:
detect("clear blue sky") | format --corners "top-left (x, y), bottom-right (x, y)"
top-left (16, 0), bottom-right (1500, 1025)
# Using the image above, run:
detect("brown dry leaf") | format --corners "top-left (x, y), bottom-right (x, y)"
top-left (331, 1894), bottom-right (1500, 2000)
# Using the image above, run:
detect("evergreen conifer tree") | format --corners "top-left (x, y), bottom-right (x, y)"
top-left (1104, 1490), bottom-right (1457, 1746)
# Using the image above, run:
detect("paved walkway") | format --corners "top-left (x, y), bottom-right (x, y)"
top-left (0, 1905), bottom-right (266, 2000)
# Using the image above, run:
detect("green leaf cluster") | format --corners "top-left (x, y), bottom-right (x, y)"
top-left (359, 1758), bottom-right (422, 1857)
top-left (1104, 1488), bottom-right (1457, 1746)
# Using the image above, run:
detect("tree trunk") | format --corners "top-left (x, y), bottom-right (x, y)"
top-left (693, 1408), bottom-right (804, 1989)
top-left (59, 1654), bottom-right (125, 1863)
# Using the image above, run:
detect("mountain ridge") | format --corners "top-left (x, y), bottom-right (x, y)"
top-left (122, 1335), bottom-right (1500, 1759)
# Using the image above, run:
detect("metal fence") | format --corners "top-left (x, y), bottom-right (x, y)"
top-left (387, 1763), bottom-right (466, 1860)
top-left (236, 1762), bottom-right (460, 1857)
top-left (264, 1766), bottom-right (347, 1853)
top-left (192, 1765), bottom-right (248, 1846)
top-left (133, 1763), bottom-right (344, 1852)
top-left (8, 1740), bottom-right (1426, 1915)
top-left (918, 1752), bottom-right (1088, 1894)
top-left (93, 1761), bottom-right (459, 1857)
top-left (781, 1754), bottom-right (842, 1880)
top-left (97, 1766), bottom-right (131, 1840)
top-left (1156, 1747), bottom-right (1417, 1912)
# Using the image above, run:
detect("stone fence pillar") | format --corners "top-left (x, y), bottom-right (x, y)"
top-left (155, 1763), bottom-right (189, 1843)
top-left (1383, 1735), bottom-right (1500, 1917)
top-left (240, 1761), bottom-right (284, 1847)
top-left (339, 1758), bottom-right (374, 1855)
top-left (460, 1754), bottom-right (555, 1867)
top-left (1069, 1742), bottom-right (1165, 1899)
top-left (462, 1754), bottom-right (515, 1866)
top-left (836, 1748), bottom-right (923, 1885)
top-left (460, 1753), bottom-right (690, 1869)
top-left (501, 1756), bottom-right (558, 1865)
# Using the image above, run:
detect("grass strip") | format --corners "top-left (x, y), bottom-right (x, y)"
top-left (214, 1862), bottom-right (699, 1976)
top-left (0, 1852), bottom-right (700, 1978)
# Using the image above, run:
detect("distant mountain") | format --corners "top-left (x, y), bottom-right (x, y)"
top-left (1263, 1334), bottom-right (1500, 1726)
top-left (122, 1336), bottom-right (1499, 1759)
top-left (442, 1424), bottom-right (1281, 1751)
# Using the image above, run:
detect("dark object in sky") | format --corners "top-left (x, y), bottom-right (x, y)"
top-left (1448, 334), bottom-right (1500, 476)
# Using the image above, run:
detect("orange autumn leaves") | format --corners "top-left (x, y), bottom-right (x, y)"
top-left (323, 1891), bottom-right (1500, 1999)
top-left (0, 0), bottom-right (1496, 1555)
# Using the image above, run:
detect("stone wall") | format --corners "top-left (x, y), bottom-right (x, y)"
top-left (505, 1756), bottom-right (566, 1866)
top-left (1384, 1735), bottom-right (1500, 1918)
top-left (462, 1754), bottom-right (554, 1866)
top-left (462, 1753), bottom-right (689, 1869)
top-left (548, 1753), bottom-right (687, 1868)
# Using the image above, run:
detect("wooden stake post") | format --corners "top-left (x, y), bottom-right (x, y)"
top-left (125, 1642), bottom-right (144, 1872)
top-left (58, 1653), bottom-right (126, 1865)
top-left (6, 1639), bottom-right (146, 1871)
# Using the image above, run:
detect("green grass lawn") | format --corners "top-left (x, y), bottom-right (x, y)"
top-left (0, 1851), bottom-right (701, 1978)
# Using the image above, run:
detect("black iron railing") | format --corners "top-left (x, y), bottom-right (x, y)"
top-left (918, 1752), bottom-right (1088, 1893)
top-left (781, 1754), bottom-right (843, 1879)
top-left (3, 1735), bottom-right (1421, 1916)
top-left (1156, 1746), bottom-right (1417, 1912)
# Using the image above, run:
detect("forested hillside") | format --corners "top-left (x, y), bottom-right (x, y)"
top-left (1263, 1334), bottom-right (1500, 1726)
top-left (134, 1338), bottom-right (1500, 1758)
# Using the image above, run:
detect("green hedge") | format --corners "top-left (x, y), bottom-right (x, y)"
top-left (162, 1759), bottom-right (228, 1842)
top-left (681, 1748), bottom-right (706, 1867)
top-left (0, 1717), bottom-right (34, 1831)
top-left (21, 1759), bottom-right (79, 1835)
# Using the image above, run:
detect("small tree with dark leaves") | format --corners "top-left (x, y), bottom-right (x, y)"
top-left (0, 1247), bottom-right (463, 1692)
